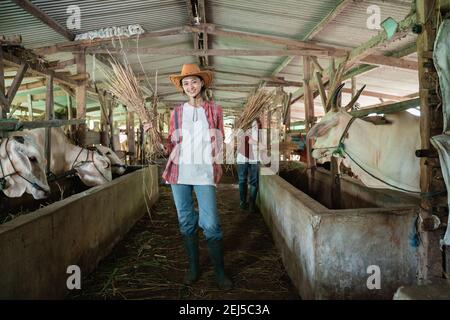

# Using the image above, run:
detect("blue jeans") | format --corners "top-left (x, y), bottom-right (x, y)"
top-left (170, 184), bottom-right (223, 241)
top-left (237, 163), bottom-right (258, 187)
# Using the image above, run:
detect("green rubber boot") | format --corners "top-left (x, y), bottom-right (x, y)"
top-left (182, 234), bottom-right (200, 285)
top-left (239, 182), bottom-right (249, 209)
top-left (249, 185), bottom-right (258, 213)
top-left (206, 239), bottom-right (233, 290)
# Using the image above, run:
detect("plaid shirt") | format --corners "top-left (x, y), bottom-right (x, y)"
top-left (162, 101), bottom-right (225, 184)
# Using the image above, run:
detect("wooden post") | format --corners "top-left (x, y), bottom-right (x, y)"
top-left (303, 56), bottom-right (316, 169)
top-left (331, 76), bottom-right (342, 209)
top-left (65, 92), bottom-right (75, 139)
top-left (303, 56), bottom-right (316, 194)
top-left (100, 96), bottom-right (110, 147)
top-left (45, 74), bottom-right (53, 173)
top-left (27, 94), bottom-right (33, 120)
top-left (127, 109), bottom-right (136, 164)
top-left (0, 47), bottom-right (7, 119)
top-left (109, 100), bottom-right (115, 150)
top-left (416, 0), bottom-right (445, 280)
top-left (266, 108), bottom-right (271, 158)
top-left (75, 51), bottom-right (86, 146)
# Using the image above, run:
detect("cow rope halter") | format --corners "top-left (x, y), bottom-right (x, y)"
top-left (0, 138), bottom-right (49, 193)
top-left (71, 147), bottom-right (111, 182)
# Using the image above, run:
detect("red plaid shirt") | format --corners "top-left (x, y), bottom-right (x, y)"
top-left (162, 101), bottom-right (225, 184)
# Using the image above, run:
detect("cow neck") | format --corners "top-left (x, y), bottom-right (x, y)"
top-left (340, 113), bottom-right (381, 169)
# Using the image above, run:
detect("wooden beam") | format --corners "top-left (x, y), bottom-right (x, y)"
top-left (315, 71), bottom-right (327, 112)
top-left (10, 0), bottom-right (75, 41)
top-left (0, 119), bottom-right (85, 131)
top-left (2, 48), bottom-right (77, 88)
top-left (127, 111), bottom-right (136, 163)
top-left (416, 0), bottom-right (444, 280)
top-left (291, 12), bottom-right (418, 104)
top-left (347, 13), bottom-right (416, 67)
top-left (12, 89), bottom-right (66, 104)
top-left (49, 58), bottom-right (76, 70)
top-left (86, 48), bottom-right (337, 57)
top-left (75, 51), bottom-right (87, 145)
top-left (0, 35), bottom-right (22, 46)
top-left (349, 98), bottom-right (420, 117)
top-left (44, 74), bottom-right (53, 173)
top-left (0, 47), bottom-right (6, 118)
top-left (34, 24), bottom-right (347, 56)
top-left (7, 62), bottom-right (28, 105)
top-left (197, 0), bottom-right (209, 66)
top-left (7, 79), bottom-right (46, 93)
top-left (109, 100), bottom-right (114, 151)
top-left (303, 56), bottom-right (315, 170)
top-left (45, 74), bottom-right (54, 120)
top-left (186, 0), bottom-right (209, 66)
top-left (360, 54), bottom-right (418, 70)
top-left (341, 87), bottom-right (405, 101)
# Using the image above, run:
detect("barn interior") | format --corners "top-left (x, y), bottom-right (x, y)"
top-left (0, 0), bottom-right (449, 300)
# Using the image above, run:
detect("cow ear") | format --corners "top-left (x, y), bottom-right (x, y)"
top-left (2, 176), bottom-right (26, 197)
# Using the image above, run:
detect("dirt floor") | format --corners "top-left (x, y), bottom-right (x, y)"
top-left (69, 175), bottom-right (300, 300)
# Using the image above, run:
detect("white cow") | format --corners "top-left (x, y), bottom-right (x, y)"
top-left (22, 128), bottom-right (112, 187)
top-left (94, 144), bottom-right (126, 175)
top-left (0, 135), bottom-right (50, 199)
top-left (308, 93), bottom-right (420, 193)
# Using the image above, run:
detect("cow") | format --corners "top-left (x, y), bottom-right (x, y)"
top-left (307, 84), bottom-right (421, 193)
top-left (94, 144), bottom-right (126, 175)
top-left (0, 135), bottom-right (50, 199)
top-left (21, 128), bottom-right (112, 187)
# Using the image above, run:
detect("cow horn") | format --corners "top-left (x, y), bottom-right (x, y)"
top-left (331, 83), bottom-right (345, 112)
top-left (344, 84), bottom-right (366, 111)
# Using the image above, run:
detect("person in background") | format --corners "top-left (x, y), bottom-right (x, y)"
top-left (236, 118), bottom-right (262, 213)
top-left (162, 63), bottom-right (232, 290)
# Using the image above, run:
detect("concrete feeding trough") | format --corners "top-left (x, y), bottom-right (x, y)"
top-left (0, 166), bottom-right (159, 299)
top-left (259, 162), bottom-right (420, 299)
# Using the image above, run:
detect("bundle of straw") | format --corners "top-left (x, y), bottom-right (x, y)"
top-left (235, 88), bottom-right (275, 130)
top-left (99, 57), bottom-right (164, 160)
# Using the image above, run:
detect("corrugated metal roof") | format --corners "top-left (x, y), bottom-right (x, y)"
top-left (2, 0), bottom-right (420, 120)
top-left (209, 0), bottom-right (344, 38)
top-left (0, 1), bottom-right (67, 48)
top-left (32, 0), bottom-right (189, 36)
top-left (312, 0), bottom-right (414, 47)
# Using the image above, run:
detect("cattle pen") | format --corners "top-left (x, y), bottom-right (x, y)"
top-left (1, 0), bottom-right (450, 304)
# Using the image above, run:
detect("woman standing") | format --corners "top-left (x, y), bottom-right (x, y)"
top-left (162, 63), bottom-right (232, 290)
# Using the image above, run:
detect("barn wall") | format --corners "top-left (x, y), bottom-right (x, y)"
top-left (259, 167), bottom-right (419, 299)
top-left (0, 166), bottom-right (158, 299)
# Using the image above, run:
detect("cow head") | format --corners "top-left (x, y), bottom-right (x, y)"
top-left (0, 135), bottom-right (50, 199)
top-left (73, 149), bottom-right (112, 186)
top-left (307, 83), bottom-right (366, 162)
top-left (94, 145), bottom-right (126, 175)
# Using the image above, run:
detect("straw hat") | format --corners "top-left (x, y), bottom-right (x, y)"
top-left (169, 63), bottom-right (213, 92)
